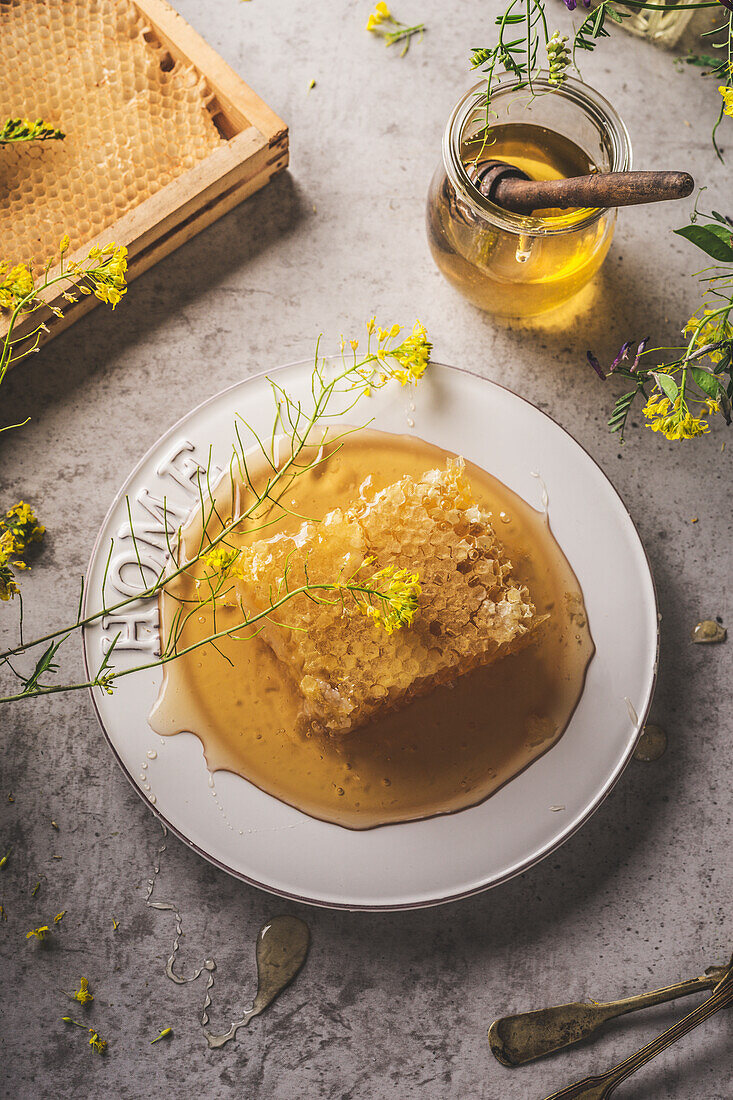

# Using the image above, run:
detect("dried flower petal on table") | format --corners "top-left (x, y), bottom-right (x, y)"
top-left (26, 926), bottom-right (51, 941)
top-left (68, 978), bottom-right (94, 1006)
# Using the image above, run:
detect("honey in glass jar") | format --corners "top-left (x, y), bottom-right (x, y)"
top-left (427, 74), bottom-right (632, 319)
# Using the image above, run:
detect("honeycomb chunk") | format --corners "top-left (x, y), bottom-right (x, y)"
top-left (235, 461), bottom-right (536, 737)
top-left (0, 0), bottom-right (224, 270)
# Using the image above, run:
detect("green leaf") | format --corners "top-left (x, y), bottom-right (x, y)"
top-left (608, 390), bottom-right (638, 436)
top-left (690, 365), bottom-right (721, 397)
top-left (674, 224), bottom-right (733, 263)
top-left (684, 53), bottom-right (723, 70)
top-left (653, 372), bottom-right (680, 402)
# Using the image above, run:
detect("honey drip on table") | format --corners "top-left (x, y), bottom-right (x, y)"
top-left (150, 430), bottom-right (595, 829)
top-left (144, 826), bottom-right (309, 1049)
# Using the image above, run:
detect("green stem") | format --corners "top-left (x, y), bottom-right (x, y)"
top-left (0, 346), bottom-right (407, 678)
top-left (0, 578), bottom-right (398, 703)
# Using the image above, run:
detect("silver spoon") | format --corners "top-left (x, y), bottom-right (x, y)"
top-left (204, 915), bottom-right (310, 1049)
top-left (541, 955), bottom-right (733, 1099)
top-left (489, 963), bottom-right (727, 1066)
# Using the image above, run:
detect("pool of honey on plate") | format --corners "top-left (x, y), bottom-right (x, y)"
top-left (427, 122), bottom-right (614, 318)
top-left (149, 430), bottom-right (594, 829)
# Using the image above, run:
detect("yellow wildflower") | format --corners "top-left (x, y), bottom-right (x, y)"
top-left (683, 309), bottom-right (733, 364)
top-left (88, 1031), bottom-right (108, 1054)
top-left (389, 319), bottom-right (432, 384)
top-left (0, 117), bottom-right (64, 144)
top-left (71, 977), bottom-right (94, 1006)
top-left (54, 910), bottom-right (66, 923)
top-left (720, 85), bottom-right (733, 116)
top-left (366, 2), bottom-right (391, 29)
top-left (0, 502), bottom-right (45, 600)
top-left (84, 243), bottom-right (128, 309)
top-left (59, 234), bottom-right (70, 255)
top-left (26, 925), bottom-right (51, 941)
top-left (0, 563), bottom-right (18, 600)
top-left (643, 393), bottom-right (711, 440)
top-left (198, 543), bottom-right (242, 595)
top-left (150, 1027), bottom-right (173, 1044)
top-left (2, 501), bottom-right (45, 553)
top-left (0, 263), bottom-right (35, 309)
top-left (62, 1017), bottom-right (108, 1054)
top-left (364, 565), bottom-right (421, 634)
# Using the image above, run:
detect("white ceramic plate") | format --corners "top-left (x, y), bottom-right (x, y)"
top-left (83, 360), bottom-right (657, 910)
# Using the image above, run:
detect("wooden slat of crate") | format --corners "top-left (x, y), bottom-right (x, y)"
top-left (1, 0), bottom-right (288, 349)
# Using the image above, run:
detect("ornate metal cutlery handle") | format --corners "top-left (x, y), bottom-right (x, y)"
top-left (489, 965), bottom-right (727, 1066)
top-left (541, 959), bottom-right (733, 1100)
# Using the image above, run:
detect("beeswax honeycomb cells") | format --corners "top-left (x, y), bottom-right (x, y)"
top-left (236, 462), bottom-right (536, 738)
top-left (0, 0), bottom-right (224, 269)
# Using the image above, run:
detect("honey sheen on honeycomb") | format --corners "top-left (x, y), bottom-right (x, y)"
top-left (0, 0), bottom-right (224, 269)
top-left (235, 461), bottom-right (536, 737)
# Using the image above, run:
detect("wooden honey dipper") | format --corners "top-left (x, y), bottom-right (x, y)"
top-left (472, 161), bottom-right (694, 214)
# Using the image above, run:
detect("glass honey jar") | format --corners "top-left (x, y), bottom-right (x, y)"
top-left (426, 74), bottom-right (632, 319)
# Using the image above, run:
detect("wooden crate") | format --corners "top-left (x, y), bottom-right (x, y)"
top-left (1, 0), bottom-right (288, 348)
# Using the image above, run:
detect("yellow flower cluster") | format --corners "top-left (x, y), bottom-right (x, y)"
top-left (642, 394), bottom-right (712, 440)
top-left (0, 501), bottom-right (45, 601)
top-left (720, 85), bottom-right (733, 117)
top-left (366, 2), bottom-right (392, 29)
top-left (364, 564), bottom-right (421, 634)
top-left (0, 117), bottom-right (65, 144)
top-left (0, 263), bottom-right (35, 309)
top-left (683, 309), bottom-right (733, 364)
top-left (79, 243), bottom-right (128, 308)
top-left (197, 543), bottom-right (243, 599)
top-left (370, 319), bottom-right (432, 385)
top-left (390, 320), bottom-right (431, 384)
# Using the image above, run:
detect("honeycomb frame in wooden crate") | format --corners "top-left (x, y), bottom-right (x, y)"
top-left (0, 0), bottom-right (288, 347)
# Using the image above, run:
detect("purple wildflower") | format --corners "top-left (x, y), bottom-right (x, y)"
top-left (587, 351), bottom-right (606, 380)
top-left (561, 0), bottom-right (591, 10)
top-left (629, 337), bottom-right (649, 372)
top-left (609, 341), bottom-right (632, 373)
top-left (587, 337), bottom-right (649, 380)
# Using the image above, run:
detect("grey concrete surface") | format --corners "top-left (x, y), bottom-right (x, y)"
top-left (1, 1), bottom-right (732, 1097)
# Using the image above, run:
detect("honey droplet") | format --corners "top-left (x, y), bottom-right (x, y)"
top-left (633, 723), bottom-right (667, 762)
top-left (691, 620), bottom-right (726, 645)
